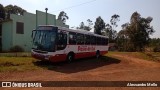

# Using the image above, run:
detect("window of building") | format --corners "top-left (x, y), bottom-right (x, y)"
top-left (16, 22), bottom-right (24, 34)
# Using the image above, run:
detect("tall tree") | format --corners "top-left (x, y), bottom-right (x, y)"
top-left (117, 23), bottom-right (132, 51)
top-left (110, 14), bottom-right (120, 29)
top-left (79, 22), bottom-right (85, 29)
top-left (86, 19), bottom-right (93, 31)
top-left (104, 14), bottom-right (119, 42)
top-left (105, 24), bottom-right (112, 38)
top-left (117, 12), bottom-right (154, 51)
top-left (105, 23), bottom-right (117, 42)
top-left (57, 11), bottom-right (69, 24)
top-left (129, 12), bottom-right (154, 51)
top-left (78, 19), bottom-right (93, 31)
top-left (0, 4), bottom-right (5, 20)
top-left (94, 16), bottom-right (105, 35)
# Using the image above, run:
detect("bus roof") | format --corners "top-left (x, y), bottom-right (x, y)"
top-left (38, 25), bottom-right (108, 38)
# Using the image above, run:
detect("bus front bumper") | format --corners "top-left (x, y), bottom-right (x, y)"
top-left (31, 52), bottom-right (67, 62)
top-left (31, 52), bottom-right (50, 61)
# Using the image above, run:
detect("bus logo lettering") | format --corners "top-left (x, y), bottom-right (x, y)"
top-left (78, 46), bottom-right (95, 51)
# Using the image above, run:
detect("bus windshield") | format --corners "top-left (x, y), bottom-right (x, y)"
top-left (32, 29), bottom-right (57, 52)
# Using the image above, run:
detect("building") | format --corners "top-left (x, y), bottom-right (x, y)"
top-left (0, 10), bottom-right (69, 52)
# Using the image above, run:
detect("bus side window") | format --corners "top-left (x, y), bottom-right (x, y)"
top-left (104, 38), bottom-right (106, 45)
top-left (84, 35), bottom-right (90, 45)
top-left (91, 36), bottom-right (96, 45)
top-left (106, 38), bottom-right (109, 45)
top-left (57, 32), bottom-right (67, 50)
top-left (101, 38), bottom-right (105, 45)
top-left (90, 36), bottom-right (93, 45)
top-left (94, 36), bottom-right (96, 45)
top-left (69, 32), bottom-right (76, 44)
top-left (97, 37), bottom-right (101, 45)
top-left (77, 33), bottom-right (84, 45)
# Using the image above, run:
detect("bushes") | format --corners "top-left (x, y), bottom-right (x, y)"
top-left (10, 45), bottom-right (24, 52)
top-left (153, 46), bottom-right (160, 52)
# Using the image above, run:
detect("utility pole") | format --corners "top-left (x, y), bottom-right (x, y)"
top-left (36, 10), bottom-right (38, 28)
top-left (45, 8), bottom-right (48, 25)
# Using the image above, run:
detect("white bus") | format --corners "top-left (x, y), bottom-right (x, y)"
top-left (31, 25), bottom-right (109, 62)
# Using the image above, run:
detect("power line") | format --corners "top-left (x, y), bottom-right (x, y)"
top-left (50, 0), bottom-right (97, 13)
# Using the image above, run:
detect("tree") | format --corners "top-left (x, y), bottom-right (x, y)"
top-left (128, 12), bottom-right (154, 51)
top-left (57, 11), bottom-right (69, 24)
top-left (149, 38), bottom-right (160, 47)
top-left (117, 12), bottom-right (154, 52)
top-left (78, 19), bottom-right (93, 31)
top-left (104, 14), bottom-right (120, 42)
top-left (105, 23), bottom-right (118, 42)
top-left (86, 19), bottom-right (93, 31)
top-left (149, 38), bottom-right (160, 52)
top-left (79, 22), bottom-right (85, 29)
top-left (94, 16), bottom-right (105, 35)
top-left (0, 4), bottom-right (26, 21)
top-left (117, 23), bottom-right (133, 51)
top-left (110, 14), bottom-right (120, 29)
top-left (5, 4), bottom-right (26, 19)
top-left (0, 4), bottom-right (5, 20)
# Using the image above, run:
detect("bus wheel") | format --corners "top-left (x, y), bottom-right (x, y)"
top-left (67, 53), bottom-right (74, 63)
top-left (96, 51), bottom-right (100, 59)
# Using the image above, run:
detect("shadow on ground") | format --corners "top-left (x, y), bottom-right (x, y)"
top-left (33, 56), bottom-right (121, 73)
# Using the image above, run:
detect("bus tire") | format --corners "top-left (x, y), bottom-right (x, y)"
top-left (67, 53), bottom-right (74, 63)
top-left (96, 50), bottom-right (100, 59)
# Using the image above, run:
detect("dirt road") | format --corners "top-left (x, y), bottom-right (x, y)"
top-left (0, 53), bottom-right (160, 90)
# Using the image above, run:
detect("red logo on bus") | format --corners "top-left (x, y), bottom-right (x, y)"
top-left (78, 46), bottom-right (95, 51)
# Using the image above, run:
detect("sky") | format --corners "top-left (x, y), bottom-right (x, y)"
top-left (1, 0), bottom-right (160, 38)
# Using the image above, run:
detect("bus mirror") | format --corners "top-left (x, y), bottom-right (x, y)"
top-left (31, 29), bottom-right (35, 38)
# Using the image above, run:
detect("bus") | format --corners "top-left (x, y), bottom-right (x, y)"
top-left (31, 25), bottom-right (109, 62)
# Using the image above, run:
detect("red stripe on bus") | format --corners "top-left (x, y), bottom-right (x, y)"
top-left (50, 54), bottom-right (67, 62)
top-left (32, 51), bottom-right (108, 62)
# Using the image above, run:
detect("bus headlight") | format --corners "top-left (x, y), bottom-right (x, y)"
top-left (45, 55), bottom-right (51, 60)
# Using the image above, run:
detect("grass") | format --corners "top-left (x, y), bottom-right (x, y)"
top-left (0, 57), bottom-right (40, 72)
top-left (0, 52), bottom-right (159, 72)
top-left (0, 54), bottom-right (120, 72)
top-left (107, 51), bottom-right (160, 62)
top-left (0, 52), bottom-right (31, 57)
